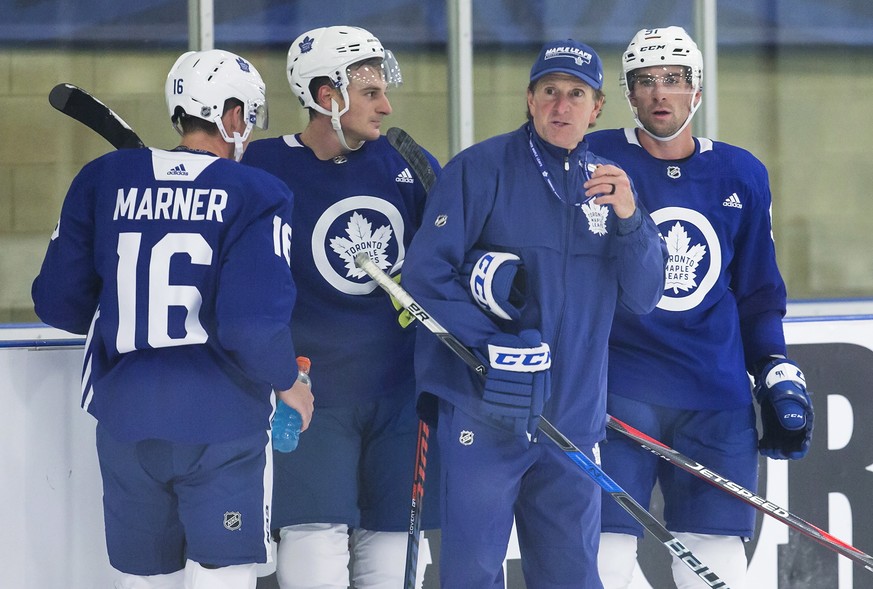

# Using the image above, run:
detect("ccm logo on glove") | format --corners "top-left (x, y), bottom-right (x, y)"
top-left (488, 342), bottom-right (551, 372)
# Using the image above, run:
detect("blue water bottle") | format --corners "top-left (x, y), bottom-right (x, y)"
top-left (272, 357), bottom-right (311, 453)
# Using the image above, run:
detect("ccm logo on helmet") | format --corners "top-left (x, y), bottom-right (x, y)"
top-left (639, 44), bottom-right (667, 51)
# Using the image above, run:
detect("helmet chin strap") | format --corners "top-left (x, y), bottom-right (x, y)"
top-left (232, 132), bottom-right (244, 162)
top-left (330, 98), bottom-right (363, 153)
top-left (215, 117), bottom-right (248, 162)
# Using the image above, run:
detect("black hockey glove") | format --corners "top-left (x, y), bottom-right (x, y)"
top-left (477, 329), bottom-right (551, 436)
top-left (754, 357), bottom-right (814, 460)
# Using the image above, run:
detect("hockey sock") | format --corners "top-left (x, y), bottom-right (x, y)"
top-left (670, 533), bottom-right (746, 589)
top-left (597, 532), bottom-right (638, 589)
top-left (275, 523), bottom-right (350, 589)
top-left (114, 570), bottom-right (185, 589)
top-left (183, 561), bottom-right (256, 589)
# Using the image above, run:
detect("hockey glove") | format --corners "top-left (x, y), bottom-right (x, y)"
top-left (462, 250), bottom-right (528, 321)
top-left (478, 329), bottom-right (551, 436)
top-left (754, 357), bottom-right (814, 460)
top-left (390, 273), bottom-right (415, 328)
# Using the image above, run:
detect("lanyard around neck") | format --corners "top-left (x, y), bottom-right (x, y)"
top-left (526, 125), bottom-right (596, 207)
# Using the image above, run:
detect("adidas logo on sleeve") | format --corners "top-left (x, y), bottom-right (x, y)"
top-left (395, 168), bottom-right (414, 184)
top-left (722, 192), bottom-right (743, 209)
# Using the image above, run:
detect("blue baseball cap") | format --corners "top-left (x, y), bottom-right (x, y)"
top-left (529, 39), bottom-right (604, 90)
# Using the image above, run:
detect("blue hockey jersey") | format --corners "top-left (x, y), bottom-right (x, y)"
top-left (32, 148), bottom-right (299, 443)
top-left (403, 124), bottom-right (667, 443)
top-left (586, 128), bottom-right (788, 410)
top-left (241, 134), bottom-right (439, 407)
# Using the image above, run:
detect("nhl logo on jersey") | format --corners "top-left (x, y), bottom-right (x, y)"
top-left (667, 166), bottom-right (681, 179)
top-left (459, 430), bottom-right (474, 446)
top-left (224, 511), bottom-right (242, 531)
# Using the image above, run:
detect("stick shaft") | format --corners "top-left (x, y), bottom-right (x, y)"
top-left (403, 420), bottom-right (430, 588)
top-left (607, 414), bottom-right (873, 572)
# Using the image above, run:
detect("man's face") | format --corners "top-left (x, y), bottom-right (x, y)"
top-left (527, 73), bottom-right (603, 150)
top-left (628, 65), bottom-right (699, 139)
top-left (337, 63), bottom-right (393, 145)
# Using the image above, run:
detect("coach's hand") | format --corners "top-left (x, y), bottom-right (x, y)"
top-left (585, 164), bottom-right (636, 219)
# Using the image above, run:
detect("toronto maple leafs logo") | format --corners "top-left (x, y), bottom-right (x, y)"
top-left (650, 206), bottom-right (722, 313)
top-left (299, 35), bottom-right (315, 53)
top-left (311, 196), bottom-right (406, 295)
top-left (664, 222), bottom-right (706, 294)
top-left (236, 57), bottom-right (250, 73)
top-left (330, 212), bottom-right (394, 279)
top-left (581, 201), bottom-right (609, 236)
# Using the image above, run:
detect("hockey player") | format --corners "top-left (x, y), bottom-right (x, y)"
top-left (589, 27), bottom-right (814, 589)
top-left (402, 39), bottom-right (667, 588)
top-left (240, 26), bottom-right (440, 589)
top-left (31, 49), bottom-right (314, 589)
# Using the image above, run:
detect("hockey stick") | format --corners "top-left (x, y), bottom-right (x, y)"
top-left (49, 83), bottom-right (145, 150)
top-left (405, 418), bottom-right (429, 586)
top-left (384, 126), bottom-right (438, 589)
top-left (386, 127), bottom-right (437, 192)
top-left (606, 415), bottom-right (873, 573)
top-left (354, 252), bottom-right (729, 588)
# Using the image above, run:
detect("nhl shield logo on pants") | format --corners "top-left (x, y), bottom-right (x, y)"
top-left (224, 511), bottom-right (242, 531)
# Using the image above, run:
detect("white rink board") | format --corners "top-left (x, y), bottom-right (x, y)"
top-left (3, 313), bottom-right (873, 588)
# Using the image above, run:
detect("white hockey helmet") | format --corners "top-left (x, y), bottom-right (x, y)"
top-left (286, 26), bottom-right (401, 151)
top-left (287, 26), bottom-right (401, 115)
top-left (165, 49), bottom-right (268, 157)
top-left (620, 27), bottom-right (703, 141)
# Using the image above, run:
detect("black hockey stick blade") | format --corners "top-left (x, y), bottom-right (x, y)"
top-left (353, 252), bottom-right (730, 588)
top-left (607, 414), bottom-right (873, 573)
top-left (386, 127), bottom-right (437, 191)
top-left (49, 83), bottom-right (145, 150)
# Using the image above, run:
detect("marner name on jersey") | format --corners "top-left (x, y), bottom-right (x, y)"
top-left (113, 187), bottom-right (228, 222)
